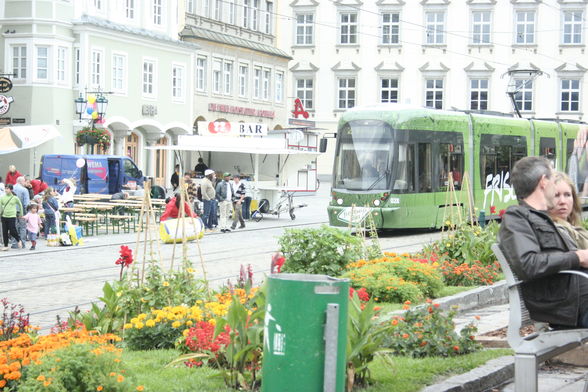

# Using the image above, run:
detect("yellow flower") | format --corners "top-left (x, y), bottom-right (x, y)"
top-left (145, 319), bottom-right (156, 328)
top-left (172, 321), bottom-right (182, 328)
top-left (163, 281), bottom-right (170, 287)
top-left (123, 323), bottom-right (132, 329)
top-left (136, 322), bottom-right (144, 329)
top-left (187, 268), bottom-right (194, 273)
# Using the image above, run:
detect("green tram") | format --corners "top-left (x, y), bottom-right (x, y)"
top-left (327, 104), bottom-right (585, 229)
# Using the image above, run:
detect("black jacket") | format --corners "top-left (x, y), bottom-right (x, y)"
top-left (499, 202), bottom-right (582, 326)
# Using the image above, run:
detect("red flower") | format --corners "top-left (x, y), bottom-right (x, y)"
top-left (489, 206), bottom-right (496, 214)
top-left (498, 209), bottom-right (506, 218)
top-left (349, 287), bottom-right (370, 302)
top-left (115, 245), bottom-right (133, 267)
top-left (271, 252), bottom-right (285, 274)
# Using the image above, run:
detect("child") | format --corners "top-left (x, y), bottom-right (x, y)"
top-left (22, 204), bottom-right (43, 250)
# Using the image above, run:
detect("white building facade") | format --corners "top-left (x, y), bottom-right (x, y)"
top-left (277, 0), bottom-right (588, 175)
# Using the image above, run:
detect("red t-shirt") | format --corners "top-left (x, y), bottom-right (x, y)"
top-left (5, 170), bottom-right (21, 185)
top-left (30, 179), bottom-right (48, 195)
top-left (160, 197), bottom-right (197, 221)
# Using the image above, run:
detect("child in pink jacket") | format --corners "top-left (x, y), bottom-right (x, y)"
top-left (22, 204), bottom-right (43, 250)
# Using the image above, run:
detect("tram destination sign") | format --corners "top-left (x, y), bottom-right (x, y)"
top-left (0, 77), bottom-right (13, 93)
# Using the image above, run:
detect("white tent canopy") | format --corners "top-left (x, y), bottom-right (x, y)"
top-left (0, 125), bottom-right (61, 155)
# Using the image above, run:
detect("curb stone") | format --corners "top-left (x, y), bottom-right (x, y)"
top-left (435, 281), bottom-right (508, 312)
top-left (420, 356), bottom-right (514, 392)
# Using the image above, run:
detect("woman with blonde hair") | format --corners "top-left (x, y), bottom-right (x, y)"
top-left (548, 172), bottom-right (588, 249)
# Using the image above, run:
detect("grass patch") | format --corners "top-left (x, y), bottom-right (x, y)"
top-left (123, 349), bottom-right (232, 392)
top-left (363, 348), bottom-right (512, 392)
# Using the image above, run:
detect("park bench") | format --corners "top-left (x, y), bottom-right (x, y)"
top-left (491, 243), bottom-right (588, 392)
top-left (108, 214), bottom-right (134, 234)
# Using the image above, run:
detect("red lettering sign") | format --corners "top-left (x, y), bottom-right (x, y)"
top-left (208, 121), bottom-right (231, 134)
top-left (292, 98), bottom-right (309, 119)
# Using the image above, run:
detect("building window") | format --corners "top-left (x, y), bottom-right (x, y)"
top-left (515, 10), bottom-right (535, 44)
top-left (196, 56), bottom-right (207, 92)
top-left (91, 49), bottom-right (101, 85)
top-left (262, 68), bottom-right (271, 100)
top-left (57, 47), bottom-right (66, 82)
top-left (94, 0), bottom-right (102, 10)
top-left (243, 0), bottom-right (250, 28)
top-left (223, 61), bottom-right (233, 95)
top-left (296, 78), bottom-right (313, 109)
top-left (425, 11), bottom-right (445, 44)
top-left (380, 78), bottom-right (399, 103)
top-left (172, 65), bottom-right (184, 99)
top-left (187, 0), bottom-right (194, 13)
top-left (143, 60), bottom-right (155, 95)
top-left (253, 66), bottom-right (261, 99)
top-left (252, 0), bottom-right (260, 30)
top-left (295, 13), bottom-right (314, 45)
top-left (153, 0), bottom-right (162, 25)
top-left (425, 79), bottom-right (443, 109)
top-left (470, 79), bottom-right (488, 110)
top-left (228, 0), bottom-right (236, 24)
top-left (239, 64), bottom-right (248, 97)
top-left (112, 54), bottom-right (125, 91)
top-left (212, 59), bottom-right (222, 94)
top-left (12, 46), bottom-right (26, 80)
top-left (264, 1), bottom-right (272, 34)
top-left (275, 71), bottom-right (283, 103)
top-left (339, 13), bottom-right (358, 44)
top-left (562, 10), bottom-right (583, 44)
top-left (561, 79), bottom-right (580, 111)
top-left (472, 11), bottom-right (491, 44)
top-left (514, 79), bottom-right (533, 111)
top-left (214, 0), bottom-right (222, 20)
top-left (338, 77), bottom-right (356, 109)
top-left (381, 12), bottom-right (400, 44)
top-left (36, 46), bottom-right (49, 80)
top-left (74, 48), bottom-right (80, 85)
top-left (126, 0), bottom-right (135, 18)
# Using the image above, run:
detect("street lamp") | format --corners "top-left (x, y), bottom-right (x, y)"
top-left (95, 94), bottom-right (108, 120)
top-left (74, 94), bottom-right (87, 120)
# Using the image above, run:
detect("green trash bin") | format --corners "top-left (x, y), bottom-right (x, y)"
top-left (262, 273), bottom-right (349, 392)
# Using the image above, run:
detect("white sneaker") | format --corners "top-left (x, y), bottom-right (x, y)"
top-left (2, 247), bottom-right (8, 251)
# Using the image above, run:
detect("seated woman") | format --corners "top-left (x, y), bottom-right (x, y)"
top-left (160, 193), bottom-right (197, 222)
top-left (548, 172), bottom-right (588, 249)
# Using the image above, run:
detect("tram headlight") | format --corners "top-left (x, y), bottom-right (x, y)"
top-left (373, 199), bottom-right (381, 206)
top-left (337, 198), bottom-right (343, 205)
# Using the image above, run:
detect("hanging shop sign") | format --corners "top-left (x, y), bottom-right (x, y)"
top-left (0, 77), bottom-right (13, 93)
top-left (0, 95), bottom-right (14, 115)
top-left (198, 121), bottom-right (268, 137)
top-left (208, 103), bottom-right (275, 119)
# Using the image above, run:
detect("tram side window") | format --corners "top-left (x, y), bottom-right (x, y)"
top-left (439, 143), bottom-right (463, 191)
top-left (392, 143), bottom-right (415, 192)
top-left (479, 134), bottom-right (527, 187)
top-left (539, 137), bottom-right (556, 168)
top-left (418, 143), bottom-right (432, 192)
top-left (566, 138), bottom-right (574, 172)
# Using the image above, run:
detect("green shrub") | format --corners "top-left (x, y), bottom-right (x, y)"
top-left (423, 222), bottom-right (499, 266)
top-left (382, 302), bottom-right (481, 358)
top-left (279, 225), bottom-right (363, 275)
top-left (343, 255), bottom-right (444, 303)
top-left (18, 343), bottom-right (138, 392)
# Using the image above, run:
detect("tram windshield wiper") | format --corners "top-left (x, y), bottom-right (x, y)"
top-left (367, 170), bottom-right (389, 191)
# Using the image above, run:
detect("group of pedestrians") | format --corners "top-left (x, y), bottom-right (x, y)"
top-left (0, 164), bottom-right (76, 251)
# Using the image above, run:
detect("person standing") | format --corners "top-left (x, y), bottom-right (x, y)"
top-left (231, 174), bottom-right (246, 230)
top-left (0, 184), bottom-right (24, 251)
top-left (215, 172), bottom-right (234, 233)
top-left (42, 188), bottom-right (59, 238)
top-left (171, 164), bottom-right (180, 192)
top-left (201, 169), bottom-right (216, 231)
top-left (5, 165), bottom-right (21, 186)
top-left (22, 204), bottom-right (42, 250)
top-left (194, 158), bottom-right (208, 175)
top-left (13, 176), bottom-right (30, 247)
top-left (242, 176), bottom-right (253, 220)
top-left (61, 178), bottom-right (76, 208)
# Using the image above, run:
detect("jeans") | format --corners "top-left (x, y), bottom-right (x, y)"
top-left (210, 200), bottom-right (218, 227)
top-left (202, 200), bottom-right (213, 229)
top-left (1, 217), bottom-right (20, 246)
top-left (242, 197), bottom-right (252, 220)
top-left (44, 214), bottom-right (56, 237)
top-left (13, 217), bottom-right (27, 244)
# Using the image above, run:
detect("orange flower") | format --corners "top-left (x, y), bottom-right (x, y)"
top-left (43, 380), bottom-right (51, 387)
top-left (474, 315), bottom-right (480, 320)
top-left (97, 386), bottom-right (104, 391)
top-left (402, 304), bottom-right (410, 310)
top-left (391, 319), bottom-right (399, 326)
top-left (137, 386), bottom-right (145, 391)
top-left (453, 345), bottom-right (460, 351)
top-left (434, 303), bottom-right (440, 308)
top-left (117, 374), bottom-right (125, 383)
top-left (0, 380), bottom-right (6, 388)
top-left (37, 374), bottom-right (46, 381)
top-left (404, 300), bottom-right (411, 305)
top-left (402, 333), bottom-right (409, 339)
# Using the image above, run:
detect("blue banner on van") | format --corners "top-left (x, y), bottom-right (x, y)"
top-left (41, 154), bottom-right (144, 194)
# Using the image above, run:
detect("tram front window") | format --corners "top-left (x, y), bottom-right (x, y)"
top-left (333, 120), bottom-right (392, 191)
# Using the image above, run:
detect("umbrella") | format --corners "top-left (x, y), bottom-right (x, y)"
top-left (0, 125), bottom-right (61, 155)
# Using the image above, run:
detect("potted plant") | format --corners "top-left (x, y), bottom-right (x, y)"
top-left (76, 127), bottom-right (111, 151)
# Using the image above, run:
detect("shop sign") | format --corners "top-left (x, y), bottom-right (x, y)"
top-left (0, 118), bottom-right (10, 126)
top-left (208, 103), bottom-right (275, 119)
top-left (12, 118), bottom-right (25, 124)
top-left (0, 95), bottom-right (14, 115)
top-left (142, 104), bottom-right (157, 116)
top-left (291, 98), bottom-right (309, 119)
top-left (198, 121), bottom-right (268, 137)
top-left (0, 77), bottom-right (13, 93)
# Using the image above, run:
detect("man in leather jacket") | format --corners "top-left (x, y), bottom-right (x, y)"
top-left (499, 156), bottom-right (588, 327)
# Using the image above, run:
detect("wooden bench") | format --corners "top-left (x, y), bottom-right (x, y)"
top-left (74, 216), bottom-right (99, 236)
top-left (492, 243), bottom-right (588, 392)
top-left (108, 215), bottom-right (134, 233)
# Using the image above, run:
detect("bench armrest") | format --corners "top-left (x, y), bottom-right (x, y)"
top-left (560, 270), bottom-right (588, 280)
